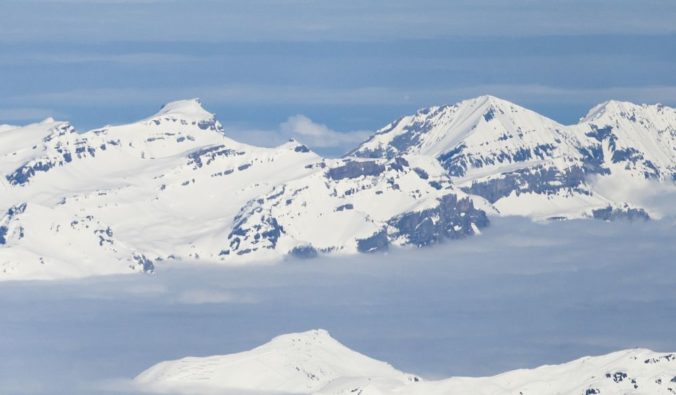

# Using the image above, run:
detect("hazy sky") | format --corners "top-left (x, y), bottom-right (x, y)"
top-left (1, 0), bottom-right (675, 155)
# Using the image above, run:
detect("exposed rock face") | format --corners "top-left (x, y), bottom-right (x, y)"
top-left (223, 155), bottom-right (488, 259)
top-left (387, 194), bottom-right (488, 247)
top-left (592, 205), bottom-right (651, 222)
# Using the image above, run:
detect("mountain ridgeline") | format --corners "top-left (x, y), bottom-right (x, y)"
top-left (351, 96), bottom-right (674, 218)
top-left (0, 96), bottom-right (674, 279)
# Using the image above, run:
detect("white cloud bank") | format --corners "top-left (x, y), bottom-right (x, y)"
top-left (1, 217), bottom-right (675, 394)
top-left (176, 289), bottom-right (256, 305)
top-left (280, 114), bottom-right (371, 148)
top-left (224, 114), bottom-right (372, 156)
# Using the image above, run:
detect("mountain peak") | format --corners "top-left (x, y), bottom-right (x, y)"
top-left (408, 96), bottom-right (515, 119)
top-left (351, 94), bottom-right (561, 160)
top-left (469, 94), bottom-right (509, 105)
top-left (580, 99), bottom-right (676, 124)
top-left (582, 99), bottom-right (637, 122)
top-left (142, 98), bottom-right (223, 134)
top-left (460, 94), bottom-right (519, 111)
top-left (269, 329), bottom-right (334, 345)
top-left (277, 138), bottom-right (314, 153)
top-left (153, 98), bottom-right (214, 120)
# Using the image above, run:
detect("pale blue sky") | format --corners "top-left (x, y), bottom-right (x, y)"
top-left (1, 0), bottom-right (675, 154)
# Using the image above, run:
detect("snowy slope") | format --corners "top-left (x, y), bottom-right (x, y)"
top-left (225, 154), bottom-right (488, 260)
top-left (0, 124), bottom-right (18, 133)
top-left (136, 329), bottom-right (676, 395)
top-left (0, 100), bottom-right (321, 279)
top-left (402, 349), bottom-right (676, 395)
top-left (352, 95), bottom-right (676, 220)
top-left (0, 100), bottom-right (487, 280)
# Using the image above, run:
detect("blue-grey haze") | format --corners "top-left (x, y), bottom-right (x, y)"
top-left (1, 217), bottom-right (675, 394)
top-left (1, 3), bottom-right (676, 393)
top-left (1, 1), bottom-right (675, 155)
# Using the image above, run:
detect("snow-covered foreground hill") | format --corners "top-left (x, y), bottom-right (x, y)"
top-left (1, 96), bottom-right (674, 280)
top-left (135, 329), bottom-right (421, 394)
top-left (136, 329), bottom-right (676, 395)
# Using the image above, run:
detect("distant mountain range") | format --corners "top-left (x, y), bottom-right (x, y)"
top-left (135, 329), bottom-right (676, 395)
top-left (1, 96), bottom-right (674, 280)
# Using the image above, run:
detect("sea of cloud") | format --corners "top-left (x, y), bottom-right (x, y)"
top-left (1, 216), bottom-right (675, 394)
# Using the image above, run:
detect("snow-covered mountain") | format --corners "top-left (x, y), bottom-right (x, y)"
top-left (135, 329), bottom-right (676, 395)
top-left (1, 96), bottom-right (674, 280)
top-left (0, 99), bottom-right (486, 280)
top-left (352, 95), bottom-right (676, 220)
top-left (135, 329), bottom-right (420, 394)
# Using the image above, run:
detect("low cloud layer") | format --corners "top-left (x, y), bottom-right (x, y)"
top-left (1, 217), bottom-right (674, 394)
